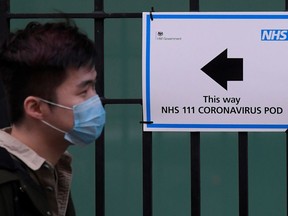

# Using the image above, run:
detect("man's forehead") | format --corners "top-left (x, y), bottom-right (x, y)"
top-left (66, 67), bottom-right (97, 80)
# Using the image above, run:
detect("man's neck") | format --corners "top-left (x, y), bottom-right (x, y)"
top-left (10, 123), bottom-right (69, 165)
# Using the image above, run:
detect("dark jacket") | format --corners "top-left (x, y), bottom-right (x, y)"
top-left (0, 147), bottom-right (76, 216)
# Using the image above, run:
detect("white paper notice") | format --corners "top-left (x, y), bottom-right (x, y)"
top-left (142, 12), bottom-right (288, 131)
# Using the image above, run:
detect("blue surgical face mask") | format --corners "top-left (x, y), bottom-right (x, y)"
top-left (40, 95), bottom-right (105, 146)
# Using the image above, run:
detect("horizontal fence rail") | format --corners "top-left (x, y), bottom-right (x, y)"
top-left (5, 12), bottom-right (142, 19)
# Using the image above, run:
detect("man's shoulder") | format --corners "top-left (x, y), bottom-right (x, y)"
top-left (0, 147), bottom-right (22, 184)
top-left (0, 169), bottom-right (18, 185)
top-left (0, 147), bottom-right (52, 216)
top-left (0, 146), bottom-right (18, 169)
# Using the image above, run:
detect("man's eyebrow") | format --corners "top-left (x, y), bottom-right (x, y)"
top-left (76, 79), bottom-right (96, 89)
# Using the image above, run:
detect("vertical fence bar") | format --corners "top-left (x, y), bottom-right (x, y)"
top-left (0, 0), bottom-right (10, 128)
top-left (94, 0), bottom-right (105, 216)
top-left (189, 2), bottom-right (200, 216)
top-left (94, 0), bottom-right (105, 97)
top-left (96, 132), bottom-right (105, 216)
top-left (0, 0), bottom-right (9, 44)
top-left (143, 131), bottom-right (153, 216)
top-left (191, 132), bottom-right (201, 216)
top-left (189, 0), bottom-right (199, 12)
top-left (238, 132), bottom-right (248, 216)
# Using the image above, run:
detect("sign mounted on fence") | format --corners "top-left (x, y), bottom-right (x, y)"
top-left (142, 12), bottom-right (288, 132)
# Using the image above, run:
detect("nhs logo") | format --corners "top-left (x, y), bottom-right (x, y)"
top-left (261, 29), bottom-right (288, 41)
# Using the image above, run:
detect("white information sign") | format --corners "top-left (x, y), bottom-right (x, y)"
top-left (142, 12), bottom-right (288, 132)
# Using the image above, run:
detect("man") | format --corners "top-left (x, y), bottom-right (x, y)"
top-left (0, 21), bottom-right (105, 215)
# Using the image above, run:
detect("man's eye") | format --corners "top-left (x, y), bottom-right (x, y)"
top-left (80, 89), bottom-right (88, 95)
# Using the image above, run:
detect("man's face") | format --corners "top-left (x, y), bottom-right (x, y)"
top-left (44, 66), bottom-right (97, 133)
top-left (56, 66), bottom-right (97, 107)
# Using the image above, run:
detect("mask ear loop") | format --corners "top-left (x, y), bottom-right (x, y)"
top-left (38, 98), bottom-right (73, 134)
top-left (41, 120), bottom-right (67, 134)
top-left (39, 98), bottom-right (73, 110)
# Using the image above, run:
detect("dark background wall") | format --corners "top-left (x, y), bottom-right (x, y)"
top-left (0, 0), bottom-right (286, 216)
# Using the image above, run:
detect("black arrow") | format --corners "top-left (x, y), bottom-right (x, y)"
top-left (201, 49), bottom-right (243, 90)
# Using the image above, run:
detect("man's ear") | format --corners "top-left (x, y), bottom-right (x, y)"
top-left (23, 96), bottom-right (45, 120)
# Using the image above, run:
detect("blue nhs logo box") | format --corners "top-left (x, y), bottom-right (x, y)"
top-left (261, 29), bottom-right (288, 41)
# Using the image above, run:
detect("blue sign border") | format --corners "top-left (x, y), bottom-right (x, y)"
top-left (144, 13), bottom-right (288, 130)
